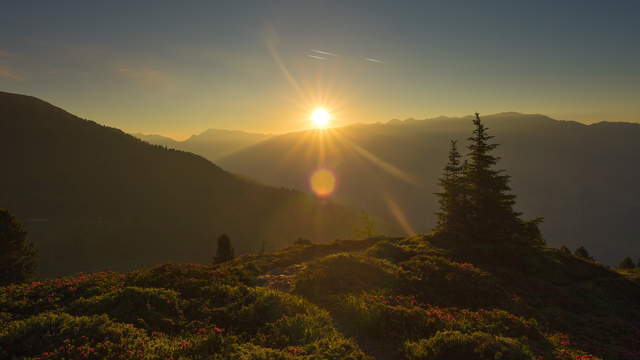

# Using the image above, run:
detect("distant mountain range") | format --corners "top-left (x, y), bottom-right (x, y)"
top-left (133, 129), bottom-right (270, 161)
top-left (0, 91), bottom-right (363, 277)
top-left (147, 112), bottom-right (637, 265)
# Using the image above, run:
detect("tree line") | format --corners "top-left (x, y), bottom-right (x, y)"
top-left (2, 112), bottom-right (638, 286)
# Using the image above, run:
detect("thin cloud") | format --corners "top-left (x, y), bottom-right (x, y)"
top-left (116, 66), bottom-right (172, 86)
top-left (306, 54), bottom-right (327, 60)
top-left (0, 64), bottom-right (21, 80)
top-left (365, 57), bottom-right (384, 63)
top-left (311, 49), bottom-right (339, 57)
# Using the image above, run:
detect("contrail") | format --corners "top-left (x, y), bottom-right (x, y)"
top-left (365, 57), bottom-right (384, 63)
top-left (307, 54), bottom-right (327, 60)
top-left (311, 49), bottom-right (339, 57)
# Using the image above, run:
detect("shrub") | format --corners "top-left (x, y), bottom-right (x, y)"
top-left (257, 312), bottom-right (334, 348)
top-left (70, 286), bottom-right (185, 332)
top-left (293, 253), bottom-right (399, 301)
top-left (365, 239), bottom-right (415, 263)
top-left (302, 335), bottom-right (372, 360)
top-left (210, 287), bottom-right (320, 335)
top-left (126, 263), bottom-right (233, 298)
top-left (399, 256), bottom-right (505, 308)
top-left (332, 293), bottom-right (550, 358)
top-left (403, 330), bottom-right (535, 360)
top-left (332, 293), bottom-right (444, 345)
top-left (0, 272), bottom-right (126, 320)
top-left (0, 312), bottom-right (148, 359)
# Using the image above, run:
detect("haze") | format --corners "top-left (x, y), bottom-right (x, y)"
top-left (1, 0), bottom-right (639, 138)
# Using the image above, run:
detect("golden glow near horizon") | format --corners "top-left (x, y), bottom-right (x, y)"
top-left (311, 108), bottom-right (331, 128)
top-left (310, 168), bottom-right (336, 197)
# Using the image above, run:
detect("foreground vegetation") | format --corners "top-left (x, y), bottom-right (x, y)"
top-left (1, 235), bottom-right (639, 359)
top-left (2, 113), bottom-right (638, 359)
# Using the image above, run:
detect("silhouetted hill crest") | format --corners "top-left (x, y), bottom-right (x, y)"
top-left (0, 91), bottom-right (363, 277)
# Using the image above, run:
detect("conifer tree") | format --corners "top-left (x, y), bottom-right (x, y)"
top-left (464, 113), bottom-right (521, 242)
top-left (574, 246), bottom-right (593, 260)
top-left (214, 234), bottom-right (234, 264)
top-left (435, 140), bottom-right (467, 240)
top-left (0, 209), bottom-right (37, 286)
top-left (619, 257), bottom-right (635, 269)
top-left (464, 113), bottom-right (543, 244)
top-left (559, 245), bottom-right (571, 254)
top-left (434, 113), bottom-right (542, 245)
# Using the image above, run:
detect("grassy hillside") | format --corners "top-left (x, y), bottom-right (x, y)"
top-left (0, 91), bottom-right (365, 277)
top-left (2, 236), bottom-right (638, 359)
top-left (212, 113), bottom-right (640, 265)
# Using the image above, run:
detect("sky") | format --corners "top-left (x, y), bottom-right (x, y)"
top-left (1, 0), bottom-right (639, 139)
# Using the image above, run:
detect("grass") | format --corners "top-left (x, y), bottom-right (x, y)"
top-left (1, 235), bottom-right (639, 359)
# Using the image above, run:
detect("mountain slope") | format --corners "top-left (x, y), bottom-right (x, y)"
top-left (134, 128), bottom-right (270, 161)
top-left (216, 113), bottom-right (640, 264)
top-left (0, 91), bottom-right (361, 277)
top-left (2, 236), bottom-right (638, 359)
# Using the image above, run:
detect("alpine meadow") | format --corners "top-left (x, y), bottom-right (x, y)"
top-left (1, 1), bottom-right (640, 359)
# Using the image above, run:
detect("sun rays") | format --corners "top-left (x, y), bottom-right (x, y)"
top-left (263, 27), bottom-right (417, 235)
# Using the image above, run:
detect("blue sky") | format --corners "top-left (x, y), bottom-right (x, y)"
top-left (1, 0), bottom-right (638, 138)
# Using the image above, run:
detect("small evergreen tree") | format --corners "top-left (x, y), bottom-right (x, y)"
top-left (435, 113), bottom-right (542, 245)
top-left (214, 234), bottom-right (234, 264)
top-left (559, 245), bottom-right (571, 254)
top-left (619, 257), bottom-right (636, 269)
top-left (464, 113), bottom-right (526, 243)
top-left (0, 209), bottom-right (37, 286)
top-left (574, 246), bottom-right (593, 260)
top-left (435, 140), bottom-right (467, 240)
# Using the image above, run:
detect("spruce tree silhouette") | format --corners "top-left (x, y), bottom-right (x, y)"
top-left (435, 113), bottom-right (542, 245)
top-left (435, 140), bottom-right (467, 241)
top-left (0, 209), bottom-right (37, 285)
top-left (214, 234), bottom-right (234, 264)
top-left (465, 113), bottom-right (522, 242)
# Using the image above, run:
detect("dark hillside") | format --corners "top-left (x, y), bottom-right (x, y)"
top-left (0, 91), bottom-right (362, 277)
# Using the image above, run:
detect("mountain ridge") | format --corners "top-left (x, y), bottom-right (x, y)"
top-left (0, 91), bottom-right (366, 277)
top-left (210, 112), bottom-right (640, 265)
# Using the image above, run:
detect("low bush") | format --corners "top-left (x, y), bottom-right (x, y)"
top-left (0, 272), bottom-right (126, 320)
top-left (293, 253), bottom-right (400, 301)
top-left (402, 330), bottom-right (535, 360)
top-left (365, 239), bottom-right (415, 263)
top-left (332, 293), bottom-right (553, 359)
top-left (69, 286), bottom-right (185, 332)
top-left (0, 312), bottom-right (149, 359)
top-left (399, 255), bottom-right (506, 308)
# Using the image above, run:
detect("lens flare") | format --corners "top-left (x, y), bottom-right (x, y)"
top-left (310, 168), bottom-right (336, 197)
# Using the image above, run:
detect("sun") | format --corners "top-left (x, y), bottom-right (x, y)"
top-left (311, 108), bottom-right (331, 128)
